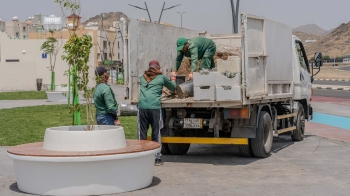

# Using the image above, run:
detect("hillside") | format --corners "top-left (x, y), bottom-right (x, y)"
top-left (83, 12), bottom-right (127, 29)
top-left (305, 21), bottom-right (350, 58)
top-left (293, 24), bottom-right (328, 35)
top-left (293, 31), bottom-right (324, 43)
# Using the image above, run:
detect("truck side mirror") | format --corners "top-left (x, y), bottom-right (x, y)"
top-left (314, 52), bottom-right (323, 67)
top-left (312, 52), bottom-right (322, 77)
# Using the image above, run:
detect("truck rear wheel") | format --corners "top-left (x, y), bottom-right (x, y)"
top-left (161, 143), bottom-right (172, 155)
top-left (291, 103), bottom-right (305, 141)
top-left (251, 111), bottom-right (273, 158)
top-left (168, 143), bottom-right (191, 155)
top-left (238, 141), bottom-right (253, 157)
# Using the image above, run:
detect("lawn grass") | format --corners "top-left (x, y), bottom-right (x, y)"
top-left (0, 104), bottom-right (138, 146)
top-left (0, 91), bottom-right (47, 100)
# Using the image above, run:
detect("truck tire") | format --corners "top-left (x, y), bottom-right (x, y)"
top-left (291, 103), bottom-right (305, 141)
top-left (168, 143), bottom-right (191, 155)
top-left (238, 141), bottom-right (253, 157)
top-left (251, 111), bottom-right (273, 158)
top-left (161, 143), bottom-right (172, 155)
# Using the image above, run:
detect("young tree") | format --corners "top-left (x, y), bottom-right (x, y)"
top-left (55, 0), bottom-right (95, 128)
top-left (40, 30), bottom-right (62, 90)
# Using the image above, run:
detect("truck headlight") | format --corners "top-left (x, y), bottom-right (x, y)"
top-left (177, 109), bottom-right (187, 118)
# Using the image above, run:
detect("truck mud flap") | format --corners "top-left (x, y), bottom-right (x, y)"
top-left (231, 126), bottom-right (256, 138)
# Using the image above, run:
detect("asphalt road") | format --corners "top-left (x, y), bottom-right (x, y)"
top-left (313, 80), bottom-right (350, 86)
top-left (337, 66), bottom-right (350, 71)
top-left (314, 89), bottom-right (350, 99)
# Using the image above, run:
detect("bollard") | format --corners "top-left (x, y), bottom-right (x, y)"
top-left (36, 78), bottom-right (43, 91)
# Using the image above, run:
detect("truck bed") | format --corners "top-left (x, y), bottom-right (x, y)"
top-left (161, 96), bottom-right (292, 108)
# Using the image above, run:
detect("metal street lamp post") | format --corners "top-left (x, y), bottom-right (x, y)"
top-left (230, 0), bottom-right (240, 33)
top-left (177, 12), bottom-right (186, 28)
top-left (158, 2), bottom-right (181, 24)
top-left (128, 2), bottom-right (152, 22)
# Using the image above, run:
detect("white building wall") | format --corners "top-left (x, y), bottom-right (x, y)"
top-left (0, 32), bottom-right (96, 91)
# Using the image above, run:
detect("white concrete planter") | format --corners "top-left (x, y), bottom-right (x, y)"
top-left (46, 90), bottom-right (85, 102)
top-left (7, 125), bottom-right (160, 196)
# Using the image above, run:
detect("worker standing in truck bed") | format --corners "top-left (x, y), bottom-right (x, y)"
top-left (174, 37), bottom-right (216, 79)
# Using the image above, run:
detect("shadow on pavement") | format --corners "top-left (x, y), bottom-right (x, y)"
top-left (271, 135), bottom-right (296, 154)
top-left (9, 182), bottom-right (34, 195)
top-left (163, 135), bottom-right (298, 165)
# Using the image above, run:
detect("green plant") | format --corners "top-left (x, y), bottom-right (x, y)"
top-left (40, 30), bottom-right (62, 90)
top-left (56, 0), bottom-right (95, 129)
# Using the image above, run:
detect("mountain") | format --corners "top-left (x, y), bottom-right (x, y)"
top-left (293, 24), bottom-right (328, 35)
top-left (305, 22), bottom-right (350, 58)
top-left (293, 31), bottom-right (324, 43)
top-left (83, 12), bottom-right (127, 29)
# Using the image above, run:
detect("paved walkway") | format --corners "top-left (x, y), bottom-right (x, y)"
top-left (0, 84), bottom-right (128, 110)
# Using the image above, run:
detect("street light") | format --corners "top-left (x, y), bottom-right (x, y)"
top-left (230, 0), bottom-right (240, 34)
top-left (177, 12), bottom-right (186, 28)
top-left (128, 2), bottom-right (152, 22)
top-left (158, 2), bottom-right (181, 24)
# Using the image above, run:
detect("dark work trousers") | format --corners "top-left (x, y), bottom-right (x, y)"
top-left (137, 109), bottom-right (163, 159)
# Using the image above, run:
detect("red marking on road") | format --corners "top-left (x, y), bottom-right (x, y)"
top-left (312, 96), bottom-right (350, 106)
top-left (306, 121), bottom-right (350, 143)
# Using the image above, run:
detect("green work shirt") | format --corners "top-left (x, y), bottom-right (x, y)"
top-left (138, 74), bottom-right (176, 109)
top-left (175, 37), bottom-right (216, 72)
top-left (93, 83), bottom-right (118, 115)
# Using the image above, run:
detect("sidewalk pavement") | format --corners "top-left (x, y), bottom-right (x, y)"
top-left (0, 84), bottom-right (127, 110)
top-left (312, 84), bottom-right (350, 91)
top-left (0, 100), bottom-right (67, 110)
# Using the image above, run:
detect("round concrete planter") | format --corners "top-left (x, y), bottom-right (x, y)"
top-left (7, 125), bottom-right (160, 196)
top-left (43, 126), bottom-right (127, 151)
top-left (46, 89), bottom-right (85, 102)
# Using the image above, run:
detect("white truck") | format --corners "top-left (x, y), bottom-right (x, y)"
top-left (120, 13), bottom-right (323, 158)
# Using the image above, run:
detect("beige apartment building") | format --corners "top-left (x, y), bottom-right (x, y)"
top-left (4, 17), bottom-right (36, 39)
top-left (27, 23), bottom-right (121, 67)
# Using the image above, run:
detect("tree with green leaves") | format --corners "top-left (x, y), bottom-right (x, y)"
top-left (40, 30), bottom-right (62, 90)
top-left (55, 0), bottom-right (95, 128)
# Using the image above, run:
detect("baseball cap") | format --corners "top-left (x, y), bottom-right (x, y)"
top-left (95, 66), bottom-right (108, 76)
top-left (176, 37), bottom-right (187, 51)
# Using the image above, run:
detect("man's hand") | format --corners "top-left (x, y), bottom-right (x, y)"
top-left (114, 119), bottom-right (121, 126)
top-left (188, 72), bottom-right (193, 79)
top-left (170, 71), bottom-right (177, 81)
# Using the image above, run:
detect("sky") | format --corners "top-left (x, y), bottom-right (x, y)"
top-left (1, 0), bottom-right (350, 34)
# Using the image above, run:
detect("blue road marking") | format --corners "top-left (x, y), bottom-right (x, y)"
top-left (311, 112), bottom-right (350, 130)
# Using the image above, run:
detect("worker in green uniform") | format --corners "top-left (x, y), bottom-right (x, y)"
top-left (94, 66), bottom-right (121, 126)
top-left (138, 60), bottom-right (176, 166)
top-left (175, 37), bottom-right (216, 79)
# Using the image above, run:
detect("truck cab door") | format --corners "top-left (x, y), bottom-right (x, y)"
top-left (294, 40), bottom-right (311, 101)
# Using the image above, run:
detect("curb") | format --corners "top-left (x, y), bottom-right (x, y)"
top-left (313, 86), bottom-right (350, 91)
top-left (315, 79), bottom-right (350, 81)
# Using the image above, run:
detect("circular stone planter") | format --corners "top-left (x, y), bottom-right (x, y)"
top-left (46, 86), bottom-right (85, 102)
top-left (7, 126), bottom-right (160, 196)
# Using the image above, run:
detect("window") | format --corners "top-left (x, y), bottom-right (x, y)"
top-left (118, 41), bottom-right (120, 49)
top-left (295, 41), bottom-right (309, 72)
top-left (23, 26), bottom-right (26, 32)
top-left (118, 53), bottom-right (120, 59)
top-left (103, 41), bottom-right (107, 49)
top-left (23, 35), bottom-right (26, 39)
top-left (103, 53), bottom-right (107, 60)
top-left (109, 53), bottom-right (112, 58)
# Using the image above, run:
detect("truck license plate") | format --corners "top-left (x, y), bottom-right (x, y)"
top-left (183, 118), bottom-right (202, 129)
